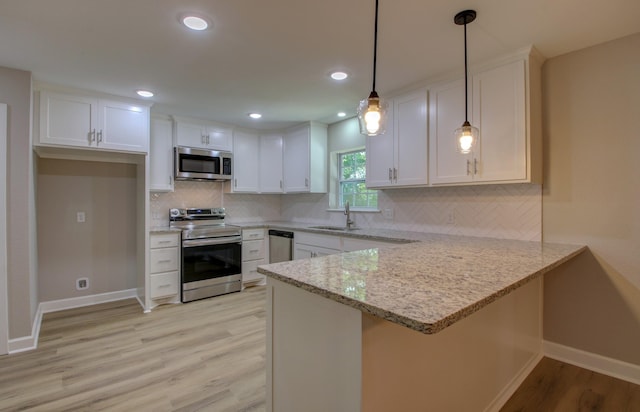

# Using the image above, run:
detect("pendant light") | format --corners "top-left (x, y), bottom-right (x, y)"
top-left (357, 0), bottom-right (388, 136)
top-left (454, 10), bottom-right (478, 154)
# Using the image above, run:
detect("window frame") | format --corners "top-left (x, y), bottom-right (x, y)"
top-left (337, 149), bottom-right (377, 209)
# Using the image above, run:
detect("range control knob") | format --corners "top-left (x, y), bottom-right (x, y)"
top-left (169, 208), bottom-right (181, 218)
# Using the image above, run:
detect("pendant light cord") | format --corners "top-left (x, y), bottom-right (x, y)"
top-left (372, 0), bottom-right (379, 93)
top-left (463, 21), bottom-right (468, 122)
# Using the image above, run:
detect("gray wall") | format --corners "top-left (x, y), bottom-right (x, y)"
top-left (542, 32), bottom-right (640, 365)
top-left (37, 159), bottom-right (138, 301)
top-left (0, 66), bottom-right (37, 339)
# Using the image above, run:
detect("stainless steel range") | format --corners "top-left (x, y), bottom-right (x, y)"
top-left (169, 207), bottom-right (242, 302)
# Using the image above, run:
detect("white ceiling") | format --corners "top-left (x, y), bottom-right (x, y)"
top-left (1, 0), bottom-right (639, 130)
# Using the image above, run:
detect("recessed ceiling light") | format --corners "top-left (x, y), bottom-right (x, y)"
top-left (182, 15), bottom-right (209, 31)
top-left (136, 89), bottom-right (154, 98)
top-left (331, 71), bottom-right (348, 80)
top-left (337, 112), bottom-right (346, 117)
top-left (248, 113), bottom-right (262, 119)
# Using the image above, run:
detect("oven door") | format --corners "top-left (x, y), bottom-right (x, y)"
top-left (181, 236), bottom-right (242, 300)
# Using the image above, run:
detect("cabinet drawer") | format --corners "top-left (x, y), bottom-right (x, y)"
top-left (150, 248), bottom-right (179, 273)
top-left (150, 233), bottom-right (180, 249)
top-left (242, 228), bottom-right (265, 241)
top-left (150, 271), bottom-right (179, 299)
top-left (242, 259), bottom-right (266, 283)
top-left (295, 232), bottom-right (342, 250)
top-left (242, 239), bottom-right (266, 261)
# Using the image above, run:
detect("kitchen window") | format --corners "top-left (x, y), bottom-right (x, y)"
top-left (338, 149), bottom-right (378, 209)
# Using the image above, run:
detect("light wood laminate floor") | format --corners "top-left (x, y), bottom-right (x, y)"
top-left (1, 285), bottom-right (638, 411)
top-left (0, 286), bottom-right (267, 411)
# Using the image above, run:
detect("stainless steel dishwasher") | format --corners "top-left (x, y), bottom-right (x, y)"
top-left (269, 230), bottom-right (294, 263)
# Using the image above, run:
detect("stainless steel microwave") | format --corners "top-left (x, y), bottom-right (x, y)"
top-left (174, 146), bottom-right (232, 181)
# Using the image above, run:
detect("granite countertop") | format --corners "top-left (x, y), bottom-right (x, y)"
top-left (257, 232), bottom-right (586, 334)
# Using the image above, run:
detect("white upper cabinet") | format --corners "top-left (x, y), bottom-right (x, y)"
top-left (149, 116), bottom-right (174, 192)
top-left (429, 50), bottom-right (542, 186)
top-left (283, 122), bottom-right (327, 193)
top-left (173, 116), bottom-right (233, 151)
top-left (38, 90), bottom-right (150, 153)
top-left (366, 89), bottom-right (428, 188)
top-left (232, 130), bottom-right (260, 193)
top-left (259, 133), bottom-right (284, 193)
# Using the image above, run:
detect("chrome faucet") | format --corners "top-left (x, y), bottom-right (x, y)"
top-left (344, 201), bottom-right (355, 230)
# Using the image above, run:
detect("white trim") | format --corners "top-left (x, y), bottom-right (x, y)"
top-left (0, 103), bottom-right (7, 355)
top-left (544, 340), bottom-right (640, 385)
top-left (7, 289), bottom-right (138, 354)
top-left (39, 288), bottom-right (138, 314)
top-left (484, 352), bottom-right (544, 412)
top-left (8, 306), bottom-right (42, 354)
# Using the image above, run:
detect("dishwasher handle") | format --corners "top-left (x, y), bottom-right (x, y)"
top-left (268, 229), bottom-right (294, 239)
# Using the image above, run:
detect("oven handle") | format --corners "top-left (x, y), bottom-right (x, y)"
top-left (182, 236), bottom-right (242, 248)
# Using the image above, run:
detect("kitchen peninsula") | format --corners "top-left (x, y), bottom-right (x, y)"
top-left (258, 232), bottom-right (585, 412)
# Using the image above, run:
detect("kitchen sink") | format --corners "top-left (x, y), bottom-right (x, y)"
top-left (309, 225), bottom-right (360, 231)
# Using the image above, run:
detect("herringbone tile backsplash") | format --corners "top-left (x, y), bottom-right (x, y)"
top-left (150, 182), bottom-right (541, 241)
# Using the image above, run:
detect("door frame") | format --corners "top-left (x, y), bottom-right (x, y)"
top-left (0, 103), bottom-right (8, 355)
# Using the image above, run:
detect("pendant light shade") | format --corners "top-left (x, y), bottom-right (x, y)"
top-left (358, 0), bottom-right (388, 136)
top-left (454, 10), bottom-right (478, 154)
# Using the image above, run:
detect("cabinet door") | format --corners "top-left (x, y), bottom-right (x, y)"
top-left (259, 134), bottom-right (284, 193)
top-left (428, 79), bottom-right (472, 185)
top-left (472, 60), bottom-right (527, 182)
top-left (394, 90), bottom-right (428, 186)
top-left (150, 118), bottom-right (174, 191)
top-left (283, 126), bottom-right (310, 192)
top-left (98, 99), bottom-right (149, 153)
top-left (39, 90), bottom-right (96, 148)
top-left (206, 125), bottom-right (233, 151)
top-left (176, 121), bottom-right (208, 148)
top-left (232, 131), bottom-right (259, 192)
top-left (365, 105), bottom-right (395, 188)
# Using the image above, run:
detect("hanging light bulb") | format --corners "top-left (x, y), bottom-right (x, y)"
top-left (358, 0), bottom-right (388, 136)
top-left (454, 10), bottom-right (479, 154)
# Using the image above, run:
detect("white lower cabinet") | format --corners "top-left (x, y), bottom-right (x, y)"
top-left (242, 229), bottom-right (267, 285)
top-left (293, 231), bottom-right (398, 260)
top-left (149, 232), bottom-right (180, 303)
top-left (294, 232), bottom-right (341, 259)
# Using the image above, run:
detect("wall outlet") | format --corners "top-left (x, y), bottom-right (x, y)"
top-left (447, 210), bottom-right (456, 225)
top-left (76, 277), bottom-right (89, 290)
top-left (76, 211), bottom-right (86, 223)
top-left (382, 208), bottom-right (394, 220)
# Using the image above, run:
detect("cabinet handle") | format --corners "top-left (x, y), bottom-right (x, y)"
top-left (157, 259), bottom-right (172, 264)
top-left (234, 178), bottom-right (238, 188)
top-left (249, 234), bottom-right (259, 238)
top-left (206, 135), bottom-right (210, 144)
top-left (393, 168), bottom-right (398, 182)
top-left (305, 178), bottom-right (309, 187)
top-left (97, 130), bottom-right (103, 143)
top-left (280, 180), bottom-right (283, 189)
top-left (466, 159), bottom-right (471, 176)
top-left (158, 284), bottom-right (172, 288)
top-left (249, 249), bottom-right (259, 253)
top-left (89, 129), bottom-right (96, 143)
top-left (158, 240), bottom-right (171, 244)
top-left (473, 158), bottom-right (478, 175)
top-left (169, 175), bottom-right (172, 185)
top-left (388, 168), bottom-right (392, 182)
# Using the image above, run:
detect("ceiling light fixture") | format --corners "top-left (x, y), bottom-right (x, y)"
top-left (135, 89), bottom-right (154, 98)
top-left (454, 9), bottom-right (479, 154)
top-left (248, 113), bottom-right (262, 119)
top-left (182, 15), bottom-right (209, 31)
top-left (337, 112), bottom-right (346, 117)
top-left (331, 71), bottom-right (348, 80)
top-left (357, 0), bottom-right (387, 136)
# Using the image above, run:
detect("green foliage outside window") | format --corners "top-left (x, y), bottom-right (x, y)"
top-left (339, 150), bottom-right (377, 208)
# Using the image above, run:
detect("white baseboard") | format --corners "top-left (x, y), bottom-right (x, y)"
top-left (8, 289), bottom-right (138, 354)
top-left (39, 288), bottom-right (138, 313)
top-left (484, 351), bottom-right (544, 412)
top-left (544, 340), bottom-right (640, 385)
